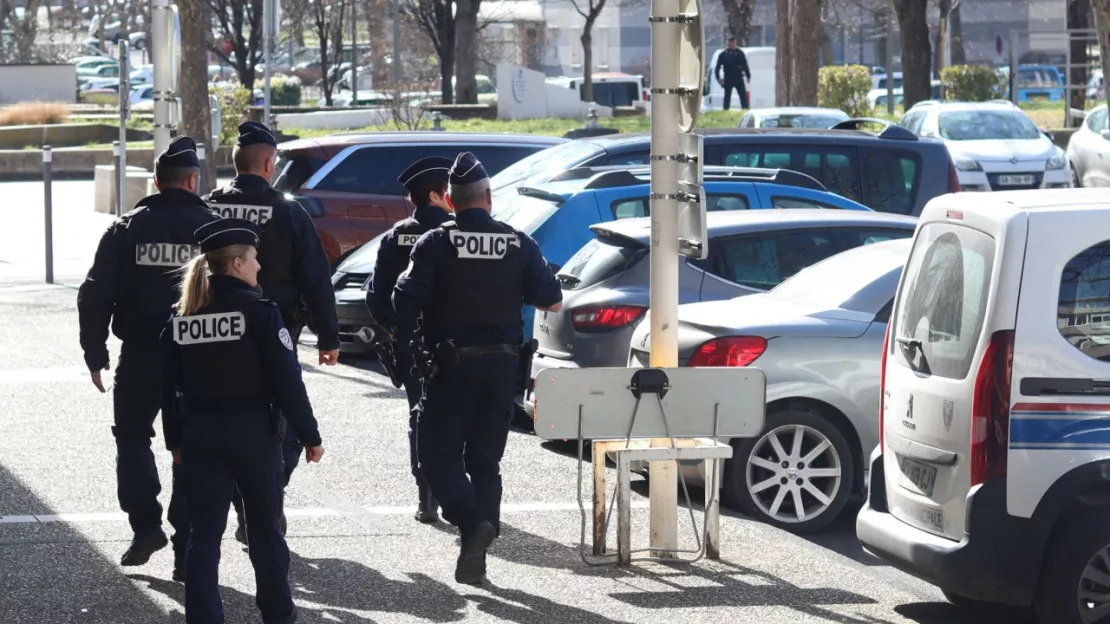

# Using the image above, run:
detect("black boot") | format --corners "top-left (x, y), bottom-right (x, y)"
top-left (234, 508), bottom-right (247, 545)
top-left (414, 487), bottom-right (439, 524)
top-left (455, 521), bottom-right (496, 585)
top-left (120, 530), bottom-right (168, 566)
top-left (172, 553), bottom-right (186, 583)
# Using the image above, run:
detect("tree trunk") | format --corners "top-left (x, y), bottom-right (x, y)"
top-left (790, 0), bottom-right (820, 106)
top-left (720, 0), bottom-right (753, 43)
top-left (581, 29), bottom-right (594, 103)
top-left (180, 0), bottom-right (214, 192)
top-left (439, 22), bottom-right (456, 104)
top-left (893, 0), bottom-right (931, 109)
top-left (950, 2), bottom-right (966, 65)
top-left (774, 0), bottom-right (791, 105)
top-left (455, 0), bottom-right (479, 103)
top-left (1070, 0), bottom-right (1092, 117)
top-left (936, 0), bottom-right (951, 77)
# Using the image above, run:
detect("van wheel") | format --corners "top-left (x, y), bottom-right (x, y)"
top-left (723, 406), bottom-right (854, 535)
top-left (1035, 509), bottom-right (1110, 624)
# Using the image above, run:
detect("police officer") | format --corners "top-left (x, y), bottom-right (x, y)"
top-left (366, 156), bottom-right (453, 524)
top-left (161, 218), bottom-right (324, 624)
top-left (77, 136), bottom-right (219, 574)
top-left (714, 35), bottom-right (751, 111)
top-left (204, 121), bottom-right (339, 542)
top-left (393, 152), bottom-right (563, 585)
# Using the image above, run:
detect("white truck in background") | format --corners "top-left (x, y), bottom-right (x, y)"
top-left (702, 46), bottom-right (776, 112)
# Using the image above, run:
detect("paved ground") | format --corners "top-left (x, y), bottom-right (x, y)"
top-left (0, 181), bottom-right (1036, 623)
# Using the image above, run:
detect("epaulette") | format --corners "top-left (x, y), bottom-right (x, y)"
top-left (440, 220), bottom-right (457, 231)
top-left (255, 297), bottom-right (278, 308)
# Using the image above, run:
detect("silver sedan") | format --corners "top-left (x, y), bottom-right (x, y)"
top-left (1066, 104), bottom-right (1110, 187)
top-left (627, 238), bottom-right (912, 534)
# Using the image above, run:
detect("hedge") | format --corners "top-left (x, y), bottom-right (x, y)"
top-left (818, 65), bottom-right (872, 117)
top-left (940, 65), bottom-right (1006, 102)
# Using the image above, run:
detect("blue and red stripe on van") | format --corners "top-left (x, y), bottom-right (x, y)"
top-left (1009, 402), bottom-right (1110, 450)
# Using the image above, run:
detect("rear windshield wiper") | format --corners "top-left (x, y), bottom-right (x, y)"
top-left (557, 274), bottom-right (581, 288)
top-left (896, 336), bottom-right (932, 375)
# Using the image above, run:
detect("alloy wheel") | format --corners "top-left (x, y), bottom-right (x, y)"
top-left (745, 424), bottom-right (842, 524)
top-left (1078, 545), bottom-right (1110, 623)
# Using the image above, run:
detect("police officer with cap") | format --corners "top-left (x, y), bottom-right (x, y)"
top-left (78, 135), bottom-right (219, 574)
top-left (366, 156), bottom-right (452, 524)
top-left (161, 217), bottom-right (324, 623)
top-left (393, 152), bottom-right (562, 585)
top-left (204, 121), bottom-right (339, 542)
top-left (714, 35), bottom-right (751, 110)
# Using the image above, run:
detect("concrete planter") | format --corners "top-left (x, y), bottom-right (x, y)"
top-left (0, 145), bottom-right (236, 180)
top-left (0, 123), bottom-right (152, 150)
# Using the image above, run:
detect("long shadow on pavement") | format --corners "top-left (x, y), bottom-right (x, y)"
top-left (0, 464), bottom-right (182, 623)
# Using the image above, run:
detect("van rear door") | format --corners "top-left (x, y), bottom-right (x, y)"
top-left (882, 208), bottom-right (1021, 541)
top-left (1008, 208), bottom-right (1110, 518)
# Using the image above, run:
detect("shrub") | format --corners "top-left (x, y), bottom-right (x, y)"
top-left (0, 101), bottom-right (70, 126)
top-left (209, 84), bottom-right (252, 146)
top-left (818, 65), bottom-right (873, 118)
top-left (940, 65), bottom-right (1006, 102)
top-left (269, 74), bottom-right (303, 107)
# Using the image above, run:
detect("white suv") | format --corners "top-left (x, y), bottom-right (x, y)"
top-left (898, 101), bottom-right (1071, 192)
top-left (857, 188), bottom-right (1110, 621)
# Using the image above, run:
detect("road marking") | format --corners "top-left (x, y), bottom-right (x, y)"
top-left (0, 502), bottom-right (652, 525)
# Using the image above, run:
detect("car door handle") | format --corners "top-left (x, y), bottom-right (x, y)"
top-left (1020, 377), bottom-right (1110, 396)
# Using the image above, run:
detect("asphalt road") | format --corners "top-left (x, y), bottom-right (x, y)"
top-left (0, 181), bottom-right (1036, 623)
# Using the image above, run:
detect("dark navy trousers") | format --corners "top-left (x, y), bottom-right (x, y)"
top-left (415, 353), bottom-right (518, 538)
top-left (395, 336), bottom-right (426, 486)
top-left (181, 406), bottom-right (294, 624)
top-left (112, 339), bottom-right (188, 542)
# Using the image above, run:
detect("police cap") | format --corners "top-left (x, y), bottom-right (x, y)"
top-left (236, 121), bottom-right (277, 148)
top-left (398, 156), bottom-right (452, 193)
top-left (727, 34), bottom-right (736, 42)
top-left (195, 218), bottom-right (262, 253)
top-left (157, 135), bottom-right (199, 168)
top-left (449, 152), bottom-right (489, 186)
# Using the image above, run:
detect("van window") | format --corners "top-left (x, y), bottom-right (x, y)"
top-left (1058, 240), bottom-right (1110, 361)
top-left (721, 146), bottom-right (860, 202)
top-left (861, 148), bottom-right (920, 215)
top-left (894, 223), bottom-right (996, 379)
top-left (1087, 108), bottom-right (1108, 132)
top-left (611, 194), bottom-right (749, 219)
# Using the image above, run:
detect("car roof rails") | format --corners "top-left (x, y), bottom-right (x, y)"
top-left (579, 166), bottom-right (827, 192)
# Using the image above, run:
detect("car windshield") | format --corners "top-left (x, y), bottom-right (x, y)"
top-left (489, 140), bottom-right (603, 192)
top-left (938, 109), bottom-right (1041, 141)
top-left (768, 242), bottom-right (905, 313)
top-left (758, 114), bottom-right (846, 129)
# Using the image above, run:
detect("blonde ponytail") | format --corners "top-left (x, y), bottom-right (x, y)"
top-left (176, 254), bottom-right (211, 316)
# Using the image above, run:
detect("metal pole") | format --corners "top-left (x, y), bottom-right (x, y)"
top-left (392, 0), bottom-right (402, 84)
top-left (1009, 29), bottom-right (1019, 105)
top-left (118, 39), bottom-right (129, 217)
top-left (648, 0), bottom-right (679, 558)
top-left (43, 146), bottom-right (53, 285)
top-left (113, 140), bottom-right (123, 218)
top-left (350, 0), bottom-right (357, 102)
top-left (264, 0), bottom-right (273, 127)
top-left (152, 0), bottom-right (172, 155)
top-left (198, 142), bottom-right (207, 194)
top-left (885, 12), bottom-right (895, 115)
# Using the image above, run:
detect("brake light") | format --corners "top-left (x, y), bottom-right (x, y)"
top-left (687, 336), bottom-right (766, 367)
top-left (880, 322), bottom-right (890, 453)
top-left (643, 89), bottom-right (650, 102)
top-left (571, 305), bottom-right (645, 330)
top-left (970, 330), bottom-right (1014, 487)
top-left (947, 159), bottom-right (962, 193)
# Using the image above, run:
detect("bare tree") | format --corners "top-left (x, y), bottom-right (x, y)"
top-left (775, 0), bottom-right (819, 106)
top-left (720, 0), bottom-right (754, 44)
top-left (0, 0), bottom-right (44, 62)
top-left (567, 0), bottom-right (607, 104)
top-left (180, 0), bottom-right (215, 192)
top-left (1069, 0), bottom-right (1093, 114)
top-left (403, 0), bottom-right (457, 104)
top-left (309, 0), bottom-right (348, 106)
top-left (775, 0), bottom-right (791, 105)
top-left (934, 0), bottom-right (960, 77)
top-left (893, 0), bottom-right (931, 108)
top-left (950, 0), bottom-right (965, 64)
top-left (208, 0), bottom-right (264, 91)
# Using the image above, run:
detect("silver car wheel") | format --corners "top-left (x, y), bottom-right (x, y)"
top-left (745, 424), bottom-right (843, 524)
top-left (1078, 545), bottom-right (1110, 623)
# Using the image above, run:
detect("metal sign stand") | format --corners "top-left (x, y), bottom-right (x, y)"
top-left (151, 0), bottom-right (182, 157)
top-left (116, 40), bottom-right (130, 217)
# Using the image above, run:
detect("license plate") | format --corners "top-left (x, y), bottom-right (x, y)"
top-left (899, 457), bottom-right (937, 497)
top-left (997, 174), bottom-right (1034, 186)
top-left (902, 500), bottom-right (945, 533)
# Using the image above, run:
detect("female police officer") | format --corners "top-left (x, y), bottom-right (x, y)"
top-left (161, 217), bottom-right (324, 624)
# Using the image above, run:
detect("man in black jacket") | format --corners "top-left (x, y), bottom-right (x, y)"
top-left (714, 35), bottom-right (751, 111)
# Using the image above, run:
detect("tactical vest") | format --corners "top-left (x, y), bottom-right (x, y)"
top-left (205, 187), bottom-right (295, 302)
top-left (173, 288), bottom-right (265, 400)
top-left (430, 221), bottom-right (523, 326)
top-left (385, 216), bottom-right (432, 269)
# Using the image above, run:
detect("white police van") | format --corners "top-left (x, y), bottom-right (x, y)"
top-left (857, 188), bottom-right (1110, 622)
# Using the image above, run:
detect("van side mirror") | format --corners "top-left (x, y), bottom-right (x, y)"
top-left (1042, 129), bottom-right (1055, 141)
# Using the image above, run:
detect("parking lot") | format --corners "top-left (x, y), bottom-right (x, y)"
top-left (0, 180), bottom-right (1037, 623)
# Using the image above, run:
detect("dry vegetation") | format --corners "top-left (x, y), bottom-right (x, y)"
top-left (0, 102), bottom-right (70, 127)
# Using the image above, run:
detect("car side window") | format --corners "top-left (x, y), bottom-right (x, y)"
top-left (771, 196), bottom-right (840, 210)
top-left (707, 194), bottom-right (750, 211)
top-left (611, 198), bottom-right (646, 219)
top-left (603, 152), bottom-right (651, 166)
top-left (1058, 240), bottom-right (1110, 362)
top-left (1087, 109), bottom-right (1108, 132)
top-left (708, 230), bottom-right (841, 290)
top-left (860, 148), bottom-right (920, 215)
top-left (823, 148), bottom-right (861, 201)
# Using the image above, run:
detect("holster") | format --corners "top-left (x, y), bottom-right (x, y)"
top-left (516, 339), bottom-right (538, 394)
top-left (269, 403), bottom-right (287, 442)
top-left (409, 335), bottom-right (441, 381)
top-left (174, 388), bottom-right (188, 418)
top-left (371, 330), bottom-right (403, 389)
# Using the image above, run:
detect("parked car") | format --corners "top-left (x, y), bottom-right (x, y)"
top-left (1066, 104), bottom-right (1110, 187)
top-left (499, 166), bottom-right (874, 346)
top-left (619, 237), bottom-right (914, 533)
top-left (548, 72), bottom-right (650, 110)
top-left (899, 100), bottom-right (1070, 192)
top-left (491, 125), bottom-right (958, 216)
top-left (737, 107), bottom-right (849, 129)
top-left (273, 132), bottom-right (564, 267)
top-left (856, 188), bottom-right (1110, 621)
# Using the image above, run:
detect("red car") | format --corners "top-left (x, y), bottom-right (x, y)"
top-left (271, 132), bottom-right (566, 266)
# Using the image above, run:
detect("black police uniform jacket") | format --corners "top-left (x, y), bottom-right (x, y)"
top-left (159, 274), bottom-right (322, 452)
top-left (203, 174), bottom-right (340, 351)
top-left (715, 47), bottom-right (751, 83)
top-left (392, 208), bottom-right (563, 348)
top-left (366, 204), bottom-right (451, 331)
top-left (77, 188), bottom-right (219, 371)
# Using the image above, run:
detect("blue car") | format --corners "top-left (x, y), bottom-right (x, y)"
top-left (491, 166), bottom-right (874, 341)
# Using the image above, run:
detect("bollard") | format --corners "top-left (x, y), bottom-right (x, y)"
top-left (113, 140), bottom-right (123, 217)
top-left (587, 108), bottom-right (600, 129)
top-left (43, 146), bottom-right (54, 285)
top-left (431, 111), bottom-right (444, 131)
top-left (197, 143), bottom-right (207, 194)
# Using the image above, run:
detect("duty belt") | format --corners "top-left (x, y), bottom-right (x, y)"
top-left (456, 344), bottom-right (519, 358)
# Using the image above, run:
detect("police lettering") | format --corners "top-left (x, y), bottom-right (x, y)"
top-left (450, 232), bottom-right (520, 259)
top-left (173, 311), bottom-right (247, 345)
top-left (398, 234), bottom-right (420, 247)
top-left (209, 203), bottom-right (273, 227)
top-left (136, 243), bottom-right (202, 267)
